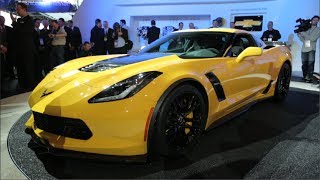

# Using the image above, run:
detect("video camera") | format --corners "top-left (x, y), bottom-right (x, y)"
top-left (294, 18), bottom-right (312, 33)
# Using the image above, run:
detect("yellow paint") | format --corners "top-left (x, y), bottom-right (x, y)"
top-left (25, 29), bottom-right (291, 156)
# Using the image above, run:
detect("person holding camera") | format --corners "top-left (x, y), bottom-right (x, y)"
top-left (49, 20), bottom-right (67, 70)
top-left (297, 15), bottom-right (320, 82)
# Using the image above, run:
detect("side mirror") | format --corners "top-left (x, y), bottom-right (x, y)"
top-left (138, 45), bottom-right (146, 53)
top-left (235, 47), bottom-right (262, 63)
top-left (140, 45), bottom-right (146, 50)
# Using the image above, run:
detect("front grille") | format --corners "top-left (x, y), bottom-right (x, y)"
top-left (33, 112), bottom-right (92, 140)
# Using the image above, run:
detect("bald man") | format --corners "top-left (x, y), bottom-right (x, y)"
top-left (261, 21), bottom-right (281, 41)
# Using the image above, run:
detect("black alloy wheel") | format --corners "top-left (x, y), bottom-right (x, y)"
top-left (274, 63), bottom-right (291, 102)
top-left (152, 84), bottom-right (207, 158)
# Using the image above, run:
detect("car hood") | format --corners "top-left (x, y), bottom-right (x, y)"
top-left (54, 53), bottom-right (176, 86)
top-left (29, 53), bottom-right (179, 107)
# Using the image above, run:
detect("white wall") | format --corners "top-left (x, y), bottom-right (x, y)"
top-left (73, 0), bottom-right (320, 73)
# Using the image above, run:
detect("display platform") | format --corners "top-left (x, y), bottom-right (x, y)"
top-left (8, 88), bottom-right (319, 179)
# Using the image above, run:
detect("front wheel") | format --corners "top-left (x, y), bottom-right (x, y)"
top-left (151, 84), bottom-right (207, 158)
top-left (274, 63), bottom-right (291, 102)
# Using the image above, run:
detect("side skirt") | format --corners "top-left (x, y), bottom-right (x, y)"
top-left (204, 96), bottom-right (270, 133)
top-left (262, 80), bottom-right (274, 94)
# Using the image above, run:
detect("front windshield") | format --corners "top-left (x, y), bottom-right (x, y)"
top-left (140, 32), bottom-right (233, 58)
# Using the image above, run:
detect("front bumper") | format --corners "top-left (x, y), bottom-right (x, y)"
top-left (26, 128), bottom-right (148, 163)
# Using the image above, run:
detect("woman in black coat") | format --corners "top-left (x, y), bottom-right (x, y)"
top-left (111, 22), bottom-right (128, 54)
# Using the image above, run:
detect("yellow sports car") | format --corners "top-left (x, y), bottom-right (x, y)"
top-left (25, 28), bottom-right (292, 160)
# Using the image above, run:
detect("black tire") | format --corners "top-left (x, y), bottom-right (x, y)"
top-left (274, 63), bottom-right (291, 102)
top-left (151, 84), bottom-right (207, 158)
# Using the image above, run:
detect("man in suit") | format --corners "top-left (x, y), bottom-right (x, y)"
top-left (0, 15), bottom-right (15, 81)
top-left (210, 19), bottom-right (219, 28)
top-left (147, 20), bottom-right (160, 44)
top-left (90, 19), bottom-right (105, 55)
top-left (68, 20), bottom-right (82, 59)
top-left (40, 19), bottom-right (51, 74)
top-left (33, 18), bottom-right (43, 82)
top-left (103, 21), bottom-right (114, 54)
top-left (10, 2), bottom-right (37, 91)
top-left (174, 22), bottom-right (184, 31)
top-left (58, 18), bottom-right (72, 61)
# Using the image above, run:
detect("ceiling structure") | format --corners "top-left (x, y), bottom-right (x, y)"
top-left (0, 0), bottom-right (83, 20)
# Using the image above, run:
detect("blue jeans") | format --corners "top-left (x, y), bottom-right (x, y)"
top-left (301, 51), bottom-right (315, 79)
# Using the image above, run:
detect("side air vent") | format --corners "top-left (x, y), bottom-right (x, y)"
top-left (205, 72), bottom-right (226, 102)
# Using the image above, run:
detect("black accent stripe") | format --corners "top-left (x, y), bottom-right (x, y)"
top-left (205, 72), bottom-right (226, 102)
top-left (80, 53), bottom-right (171, 72)
top-left (262, 80), bottom-right (273, 94)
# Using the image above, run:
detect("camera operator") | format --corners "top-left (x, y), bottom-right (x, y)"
top-left (297, 15), bottom-right (320, 82)
top-left (261, 21), bottom-right (281, 41)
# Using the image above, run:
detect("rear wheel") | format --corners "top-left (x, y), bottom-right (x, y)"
top-left (151, 84), bottom-right (207, 158)
top-left (274, 63), bottom-right (291, 102)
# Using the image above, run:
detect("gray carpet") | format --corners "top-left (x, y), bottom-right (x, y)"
top-left (7, 88), bottom-right (320, 179)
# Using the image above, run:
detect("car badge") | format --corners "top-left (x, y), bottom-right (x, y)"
top-left (41, 89), bottom-right (53, 98)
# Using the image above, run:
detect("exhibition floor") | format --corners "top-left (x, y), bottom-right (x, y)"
top-left (1, 81), bottom-right (319, 179)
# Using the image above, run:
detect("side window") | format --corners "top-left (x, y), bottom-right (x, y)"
top-left (228, 34), bottom-right (256, 57)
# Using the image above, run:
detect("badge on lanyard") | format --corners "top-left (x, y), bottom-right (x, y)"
top-left (305, 40), bottom-right (311, 48)
top-left (40, 38), bottom-right (44, 46)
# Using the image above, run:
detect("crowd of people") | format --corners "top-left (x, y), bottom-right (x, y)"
top-left (1, 3), bottom-right (85, 92)
top-left (0, 3), bottom-right (135, 92)
top-left (0, 2), bottom-right (319, 94)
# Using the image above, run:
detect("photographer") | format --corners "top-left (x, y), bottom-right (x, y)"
top-left (297, 15), bottom-right (320, 82)
top-left (49, 20), bottom-right (67, 70)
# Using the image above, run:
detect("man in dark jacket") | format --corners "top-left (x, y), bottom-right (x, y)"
top-left (11, 2), bottom-right (37, 91)
top-left (79, 42), bottom-right (93, 57)
top-left (103, 20), bottom-right (114, 54)
top-left (90, 19), bottom-right (105, 55)
top-left (261, 21), bottom-right (281, 41)
top-left (33, 18), bottom-right (44, 82)
top-left (68, 20), bottom-right (82, 59)
top-left (0, 15), bottom-right (15, 81)
top-left (147, 20), bottom-right (160, 44)
top-left (40, 19), bottom-right (51, 74)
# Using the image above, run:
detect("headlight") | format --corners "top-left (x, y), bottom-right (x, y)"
top-left (88, 71), bottom-right (162, 103)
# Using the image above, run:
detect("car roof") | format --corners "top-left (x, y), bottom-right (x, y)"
top-left (174, 28), bottom-right (248, 34)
